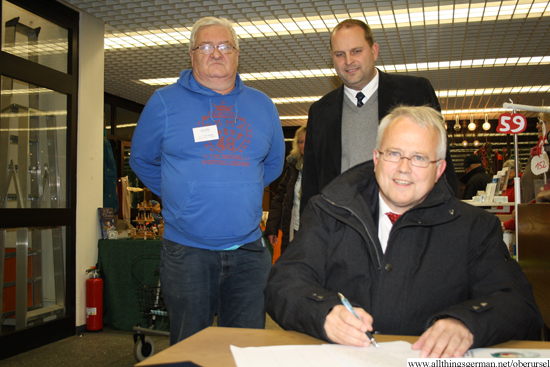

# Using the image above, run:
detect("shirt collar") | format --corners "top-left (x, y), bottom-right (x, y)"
top-left (378, 192), bottom-right (396, 221)
top-left (344, 69), bottom-right (379, 106)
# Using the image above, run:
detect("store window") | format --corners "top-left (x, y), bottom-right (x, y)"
top-left (1, 0), bottom-right (68, 73)
top-left (1, 226), bottom-right (66, 332)
top-left (1, 76), bottom-right (68, 209)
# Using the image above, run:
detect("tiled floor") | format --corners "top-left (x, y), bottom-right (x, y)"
top-left (1, 315), bottom-right (282, 367)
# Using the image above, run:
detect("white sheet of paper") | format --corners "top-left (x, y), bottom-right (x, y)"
top-left (230, 341), bottom-right (419, 367)
top-left (230, 345), bottom-right (341, 367)
top-left (323, 341), bottom-right (419, 367)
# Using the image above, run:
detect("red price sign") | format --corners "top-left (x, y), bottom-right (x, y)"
top-left (497, 113), bottom-right (527, 134)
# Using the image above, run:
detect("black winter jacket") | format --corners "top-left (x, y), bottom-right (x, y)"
top-left (265, 161), bottom-right (542, 348)
top-left (265, 155), bottom-right (301, 253)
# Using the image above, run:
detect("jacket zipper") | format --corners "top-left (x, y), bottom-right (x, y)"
top-left (322, 197), bottom-right (382, 270)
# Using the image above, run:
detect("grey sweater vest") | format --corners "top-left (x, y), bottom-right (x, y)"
top-left (341, 90), bottom-right (379, 173)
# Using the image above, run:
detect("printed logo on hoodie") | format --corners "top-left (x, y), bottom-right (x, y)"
top-left (200, 101), bottom-right (251, 167)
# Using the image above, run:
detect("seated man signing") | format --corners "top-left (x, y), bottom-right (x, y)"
top-left (265, 106), bottom-right (542, 358)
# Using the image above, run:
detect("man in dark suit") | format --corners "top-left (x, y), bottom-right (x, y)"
top-left (301, 19), bottom-right (458, 209)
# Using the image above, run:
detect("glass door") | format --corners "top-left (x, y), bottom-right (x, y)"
top-left (0, 0), bottom-right (78, 358)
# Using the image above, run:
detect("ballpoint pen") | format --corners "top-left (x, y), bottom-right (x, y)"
top-left (338, 292), bottom-right (379, 348)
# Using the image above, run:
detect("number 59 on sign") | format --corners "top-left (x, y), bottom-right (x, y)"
top-left (497, 113), bottom-right (527, 134)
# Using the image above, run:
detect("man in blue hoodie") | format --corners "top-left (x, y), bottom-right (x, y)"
top-left (130, 16), bottom-right (285, 344)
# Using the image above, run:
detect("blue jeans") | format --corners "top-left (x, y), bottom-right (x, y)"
top-left (159, 237), bottom-right (271, 345)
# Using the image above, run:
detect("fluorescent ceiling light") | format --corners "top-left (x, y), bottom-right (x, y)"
top-left (0, 126), bottom-right (67, 132)
top-left (383, 56), bottom-right (550, 73)
top-left (439, 85), bottom-right (550, 98)
top-left (104, 2), bottom-right (550, 49)
top-left (1, 87), bottom-right (56, 95)
top-left (107, 123), bottom-right (138, 129)
top-left (137, 78), bottom-right (178, 86)
top-left (135, 78), bottom-right (550, 103)
top-left (0, 110), bottom-right (67, 118)
top-left (118, 83), bottom-right (550, 121)
top-left (443, 108), bottom-right (507, 115)
top-left (280, 116), bottom-right (308, 120)
top-left (274, 85), bottom-right (550, 103)
top-left (104, 103), bottom-right (541, 128)
top-left (138, 56), bottom-right (550, 85)
top-left (2, 40), bottom-right (68, 55)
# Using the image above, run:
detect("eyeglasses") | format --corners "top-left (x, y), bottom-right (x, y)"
top-left (192, 43), bottom-right (237, 55)
top-left (378, 150), bottom-right (440, 168)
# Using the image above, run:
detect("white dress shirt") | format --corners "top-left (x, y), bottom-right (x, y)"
top-left (378, 193), bottom-right (400, 253)
top-left (344, 70), bottom-right (379, 106)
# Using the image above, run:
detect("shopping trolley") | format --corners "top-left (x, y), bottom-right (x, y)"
top-left (131, 254), bottom-right (170, 362)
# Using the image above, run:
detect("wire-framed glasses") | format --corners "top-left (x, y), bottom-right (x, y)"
top-left (378, 150), bottom-right (440, 168)
top-left (192, 43), bottom-right (237, 55)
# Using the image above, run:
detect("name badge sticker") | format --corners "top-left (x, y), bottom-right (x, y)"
top-left (193, 125), bottom-right (219, 143)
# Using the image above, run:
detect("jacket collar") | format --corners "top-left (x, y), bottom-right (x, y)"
top-left (286, 154), bottom-right (303, 171)
top-left (377, 69), bottom-right (400, 118)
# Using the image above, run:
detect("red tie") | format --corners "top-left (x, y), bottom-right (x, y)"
top-left (386, 212), bottom-right (401, 224)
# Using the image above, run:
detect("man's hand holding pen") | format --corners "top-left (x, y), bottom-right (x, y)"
top-left (324, 301), bottom-right (474, 358)
top-left (324, 305), bottom-right (375, 347)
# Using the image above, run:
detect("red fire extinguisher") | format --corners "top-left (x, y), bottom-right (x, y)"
top-left (86, 266), bottom-right (103, 331)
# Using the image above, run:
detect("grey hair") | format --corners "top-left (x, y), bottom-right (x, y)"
top-left (189, 17), bottom-right (239, 52)
top-left (502, 159), bottom-right (522, 172)
top-left (376, 105), bottom-right (447, 160)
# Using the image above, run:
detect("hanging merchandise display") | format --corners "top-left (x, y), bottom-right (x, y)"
top-left (468, 114), bottom-right (476, 131)
top-left (482, 113), bottom-right (491, 131)
top-left (453, 115), bottom-right (461, 131)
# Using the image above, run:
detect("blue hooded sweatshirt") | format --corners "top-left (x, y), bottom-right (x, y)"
top-left (130, 70), bottom-right (285, 249)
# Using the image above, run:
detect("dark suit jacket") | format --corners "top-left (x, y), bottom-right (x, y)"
top-left (301, 69), bottom-right (459, 209)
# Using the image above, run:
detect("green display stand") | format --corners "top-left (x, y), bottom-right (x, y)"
top-left (97, 239), bottom-right (162, 331)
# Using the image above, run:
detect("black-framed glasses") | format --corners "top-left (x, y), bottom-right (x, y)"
top-left (192, 43), bottom-right (237, 55)
top-left (378, 150), bottom-right (440, 168)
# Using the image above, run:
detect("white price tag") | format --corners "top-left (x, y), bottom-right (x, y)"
top-left (531, 153), bottom-right (549, 175)
top-left (193, 125), bottom-right (219, 143)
